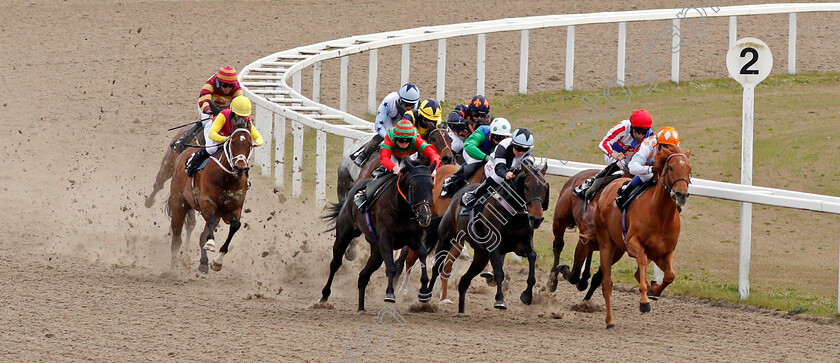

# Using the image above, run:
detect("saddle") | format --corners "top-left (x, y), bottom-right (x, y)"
top-left (574, 172), bottom-right (622, 200)
top-left (616, 178), bottom-right (656, 211)
top-left (363, 173), bottom-right (398, 206)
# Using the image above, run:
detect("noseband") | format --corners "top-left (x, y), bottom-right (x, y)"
top-left (659, 153), bottom-right (691, 199)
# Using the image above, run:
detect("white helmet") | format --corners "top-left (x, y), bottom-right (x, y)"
top-left (489, 117), bottom-right (512, 137)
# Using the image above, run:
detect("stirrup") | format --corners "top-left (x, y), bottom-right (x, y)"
top-left (461, 191), bottom-right (476, 206)
top-left (353, 190), bottom-right (367, 211)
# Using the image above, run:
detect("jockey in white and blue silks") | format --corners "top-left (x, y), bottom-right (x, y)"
top-left (350, 83), bottom-right (421, 166)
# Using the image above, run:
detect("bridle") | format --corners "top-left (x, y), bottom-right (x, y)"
top-left (659, 153), bottom-right (691, 199)
top-left (394, 170), bottom-right (434, 221)
top-left (429, 128), bottom-right (452, 159)
top-left (506, 167), bottom-right (546, 216)
top-left (210, 128), bottom-right (252, 175)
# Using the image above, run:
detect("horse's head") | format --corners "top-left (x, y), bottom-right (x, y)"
top-left (653, 144), bottom-right (692, 207)
top-left (427, 128), bottom-right (456, 165)
top-left (226, 128), bottom-right (253, 176)
top-left (513, 159), bottom-right (549, 229)
top-left (401, 160), bottom-right (437, 227)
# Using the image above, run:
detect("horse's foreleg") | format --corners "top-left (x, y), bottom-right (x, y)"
top-left (379, 238), bottom-right (398, 304)
top-left (357, 248), bottom-right (383, 311)
top-left (488, 249), bottom-right (507, 310)
top-left (197, 217), bottom-right (217, 274)
top-left (599, 245), bottom-right (617, 329)
top-left (548, 229), bottom-right (565, 292)
top-left (393, 246), bottom-right (411, 290)
top-left (169, 204), bottom-right (187, 271)
top-left (457, 250), bottom-right (489, 314)
top-left (211, 218), bottom-right (240, 272)
top-left (415, 242), bottom-right (431, 303)
top-left (520, 246), bottom-right (537, 305)
top-left (578, 249), bottom-right (593, 292)
top-left (650, 252), bottom-right (676, 298)
top-left (626, 237), bottom-right (652, 313)
top-left (439, 241), bottom-right (464, 303)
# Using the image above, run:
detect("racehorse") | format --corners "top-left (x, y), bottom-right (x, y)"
top-left (336, 127), bottom-right (456, 200)
top-left (548, 168), bottom-right (627, 295)
top-left (429, 161), bottom-right (549, 313)
top-left (587, 144), bottom-right (691, 329)
top-left (166, 126), bottom-right (254, 273)
top-left (394, 163), bottom-right (484, 303)
top-left (146, 126), bottom-right (202, 208)
top-left (320, 161), bottom-right (438, 311)
top-left (336, 127), bottom-right (455, 261)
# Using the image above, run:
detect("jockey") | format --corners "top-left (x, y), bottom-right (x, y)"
top-left (466, 95), bottom-right (492, 126)
top-left (445, 111), bottom-right (472, 156)
top-left (185, 96), bottom-right (263, 177)
top-left (354, 120), bottom-right (440, 211)
top-left (462, 128), bottom-right (535, 207)
top-left (172, 66), bottom-right (243, 151)
top-left (350, 83), bottom-right (421, 166)
top-left (440, 117), bottom-right (512, 198)
top-left (616, 126), bottom-right (680, 207)
top-left (578, 109), bottom-right (654, 201)
top-left (402, 98), bottom-right (442, 137)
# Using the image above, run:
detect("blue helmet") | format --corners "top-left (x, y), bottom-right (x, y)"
top-left (468, 95), bottom-right (490, 117)
top-left (446, 111), bottom-right (468, 133)
top-left (398, 83), bottom-right (420, 105)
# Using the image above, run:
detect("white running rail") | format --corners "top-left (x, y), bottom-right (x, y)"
top-left (240, 3), bottom-right (840, 312)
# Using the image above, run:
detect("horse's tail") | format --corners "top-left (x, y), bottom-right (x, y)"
top-left (321, 197), bottom-right (345, 232)
top-left (163, 201), bottom-right (172, 220)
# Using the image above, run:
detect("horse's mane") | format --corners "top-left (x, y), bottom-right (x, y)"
top-left (652, 144), bottom-right (684, 175)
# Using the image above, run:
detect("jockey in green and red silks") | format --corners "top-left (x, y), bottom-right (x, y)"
top-left (379, 120), bottom-right (440, 175)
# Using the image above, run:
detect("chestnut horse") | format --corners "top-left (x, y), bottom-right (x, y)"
top-left (587, 144), bottom-right (691, 329)
top-left (320, 161), bottom-right (438, 310)
top-left (166, 127), bottom-right (254, 273)
top-left (430, 161), bottom-right (548, 313)
top-left (145, 126), bottom-right (201, 208)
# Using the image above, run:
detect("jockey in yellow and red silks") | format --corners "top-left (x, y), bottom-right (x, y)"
top-left (185, 96), bottom-right (263, 177)
top-left (172, 66), bottom-right (243, 151)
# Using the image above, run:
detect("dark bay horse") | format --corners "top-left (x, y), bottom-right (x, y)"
top-left (430, 161), bottom-right (549, 313)
top-left (166, 127), bottom-right (254, 273)
top-left (587, 144), bottom-right (691, 329)
top-left (395, 162), bottom-right (485, 303)
top-left (320, 161), bottom-right (438, 310)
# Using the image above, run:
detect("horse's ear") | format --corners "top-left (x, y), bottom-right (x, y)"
top-left (540, 161), bottom-right (548, 175)
top-left (685, 149), bottom-right (692, 158)
top-left (403, 161), bottom-right (416, 174)
top-left (429, 160), bottom-right (438, 171)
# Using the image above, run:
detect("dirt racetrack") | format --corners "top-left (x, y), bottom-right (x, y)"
top-left (3, 0), bottom-right (840, 361)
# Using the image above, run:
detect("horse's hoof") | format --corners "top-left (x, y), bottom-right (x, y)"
top-left (479, 269), bottom-right (494, 279)
top-left (197, 264), bottom-right (208, 274)
top-left (344, 245), bottom-right (356, 261)
top-left (418, 293), bottom-right (431, 303)
top-left (606, 324), bottom-right (616, 330)
top-left (144, 197), bottom-right (155, 208)
top-left (640, 302), bottom-right (652, 313)
top-left (548, 274), bottom-right (559, 292)
top-left (384, 293), bottom-right (396, 303)
top-left (211, 262), bottom-right (222, 272)
top-left (520, 292), bottom-right (532, 305)
top-left (485, 276), bottom-right (497, 287)
top-left (439, 299), bottom-right (454, 305)
top-left (494, 300), bottom-right (507, 309)
top-left (647, 290), bottom-right (660, 301)
top-left (318, 297), bottom-right (328, 304)
top-left (576, 279), bottom-right (589, 292)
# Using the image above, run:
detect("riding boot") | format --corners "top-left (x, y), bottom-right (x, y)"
top-left (351, 136), bottom-right (382, 167)
top-left (440, 168), bottom-right (466, 198)
top-left (462, 179), bottom-right (491, 207)
top-left (582, 162), bottom-right (620, 201)
top-left (172, 122), bottom-right (202, 152)
top-left (185, 148), bottom-right (210, 177)
top-left (615, 182), bottom-right (636, 211)
top-left (353, 189), bottom-right (367, 212)
top-left (370, 165), bottom-right (387, 179)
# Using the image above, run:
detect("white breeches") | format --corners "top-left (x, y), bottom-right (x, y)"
top-left (203, 124), bottom-right (222, 154)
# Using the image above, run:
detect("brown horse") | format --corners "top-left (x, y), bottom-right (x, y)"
top-left (320, 161), bottom-right (438, 310)
top-left (429, 161), bottom-right (549, 313)
top-left (166, 127), bottom-right (254, 273)
top-left (587, 144), bottom-right (691, 329)
top-left (548, 167), bottom-right (628, 295)
top-left (145, 126), bottom-right (199, 208)
top-left (395, 163), bottom-right (484, 303)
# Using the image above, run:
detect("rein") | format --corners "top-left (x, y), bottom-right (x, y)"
top-left (394, 171), bottom-right (433, 220)
top-left (430, 128), bottom-right (452, 157)
top-left (210, 128), bottom-right (252, 175)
